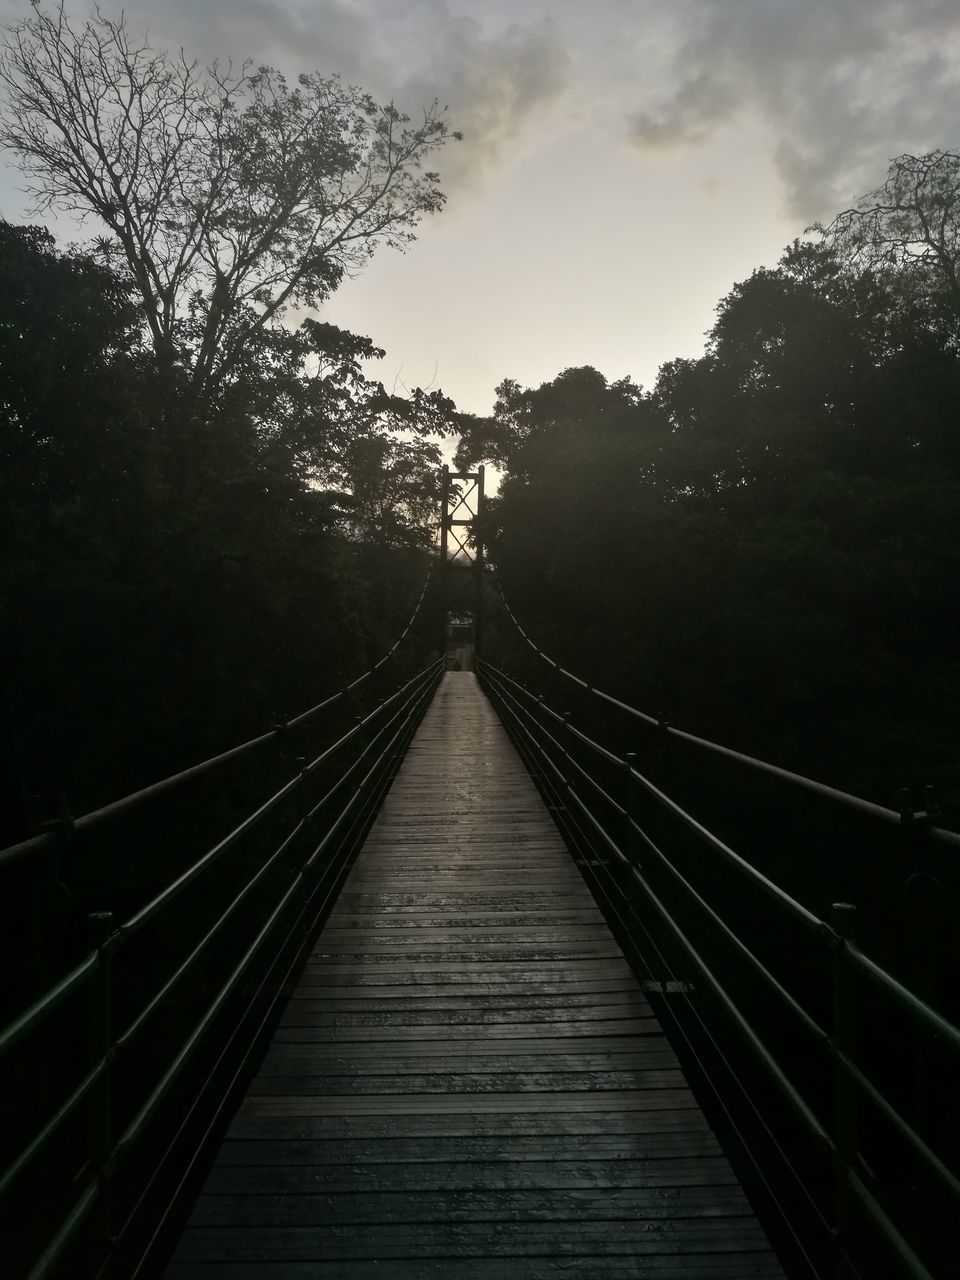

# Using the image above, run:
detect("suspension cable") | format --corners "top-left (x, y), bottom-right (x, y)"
top-left (0, 560), bottom-right (436, 868)
top-left (491, 568), bottom-right (960, 849)
top-left (478, 660), bottom-right (832, 1278)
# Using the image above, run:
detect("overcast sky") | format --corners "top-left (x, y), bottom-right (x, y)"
top-left (2, 0), bottom-right (960, 416)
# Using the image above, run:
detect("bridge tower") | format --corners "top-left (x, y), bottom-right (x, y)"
top-left (439, 463), bottom-right (485, 669)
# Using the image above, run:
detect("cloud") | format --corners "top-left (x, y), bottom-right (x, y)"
top-left (0, 1), bottom-right (568, 195)
top-left (624, 0), bottom-right (960, 220)
top-left (394, 13), bottom-right (569, 189)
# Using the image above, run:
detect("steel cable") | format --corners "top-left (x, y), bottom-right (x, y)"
top-left (0, 561), bottom-right (436, 869)
top-left (490, 568), bottom-right (960, 849)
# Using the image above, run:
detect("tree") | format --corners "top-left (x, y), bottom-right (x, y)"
top-left (0, 221), bottom-right (444, 838)
top-left (0, 2), bottom-right (458, 405)
top-left (455, 366), bottom-right (651, 479)
top-left (817, 150), bottom-right (960, 323)
top-left (0, 221), bottom-right (163, 834)
top-left (477, 231), bottom-right (960, 804)
top-left (331, 434), bottom-right (444, 550)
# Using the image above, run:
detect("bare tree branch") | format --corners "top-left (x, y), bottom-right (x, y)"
top-left (814, 150), bottom-right (960, 317)
top-left (0, 2), bottom-right (457, 404)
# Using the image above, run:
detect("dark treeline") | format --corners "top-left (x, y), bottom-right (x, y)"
top-left (0, 3), bottom-right (462, 852)
top-left (0, 214), bottom-right (452, 1277)
top-left (0, 220), bottom-right (450, 849)
top-left (460, 155), bottom-right (960, 1279)
top-left (0, 21), bottom-right (466, 1267)
top-left (461, 153), bottom-right (960, 822)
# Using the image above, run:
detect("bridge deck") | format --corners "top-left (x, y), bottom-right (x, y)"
top-left (165, 673), bottom-right (783, 1278)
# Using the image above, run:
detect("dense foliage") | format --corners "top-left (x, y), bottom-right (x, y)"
top-left (460, 197), bottom-right (960, 816)
top-left (0, 7), bottom-right (463, 848)
top-left (0, 207), bottom-right (453, 1280)
top-left (0, 221), bottom-right (449, 845)
top-left (0, 3), bottom-right (456, 405)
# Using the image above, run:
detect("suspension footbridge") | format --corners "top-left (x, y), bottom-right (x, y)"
top-left (164, 673), bottom-right (781, 1278)
top-left (2, 471), bottom-right (957, 1279)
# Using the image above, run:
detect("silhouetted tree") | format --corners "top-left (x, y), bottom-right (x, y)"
top-left (0, 2), bottom-right (458, 405)
top-left (474, 231), bottom-right (960, 806)
top-left (0, 222), bottom-right (447, 839)
top-left (816, 150), bottom-right (960, 326)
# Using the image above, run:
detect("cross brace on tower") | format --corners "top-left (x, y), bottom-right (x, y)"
top-left (439, 463), bottom-right (485, 668)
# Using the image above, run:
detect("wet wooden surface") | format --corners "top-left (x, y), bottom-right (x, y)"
top-left (165, 673), bottom-right (783, 1278)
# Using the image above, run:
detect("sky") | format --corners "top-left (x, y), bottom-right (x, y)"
top-left (2, 0), bottom-right (960, 419)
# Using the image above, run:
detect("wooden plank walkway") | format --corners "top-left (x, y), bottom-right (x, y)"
top-left (165, 672), bottom-right (784, 1279)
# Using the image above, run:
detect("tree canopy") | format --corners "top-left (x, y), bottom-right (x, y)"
top-left (0, 7), bottom-right (465, 842)
top-left (470, 230), bottom-right (960, 812)
top-left (0, 1), bottom-right (458, 403)
top-left (816, 149), bottom-right (960, 330)
top-left (0, 219), bottom-right (449, 845)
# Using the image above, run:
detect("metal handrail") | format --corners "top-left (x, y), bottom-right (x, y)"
top-left (0, 661), bottom-right (440, 1069)
top-left (117, 669), bottom-right (437, 1049)
top-left (0, 562), bottom-right (435, 870)
top-left (2, 657), bottom-right (442, 1280)
top-left (482, 662), bottom-right (832, 1134)
top-left (120, 663), bottom-right (436, 939)
top-left (0, 1058), bottom-right (108, 1198)
top-left (477, 655), bottom-right (959, 1280)
top-left (478, 660), bottom-right (837, 1274)
top-left (287, 563), bottom-right (435, 726)
top-left (480, 657), bottom-right (959, 1058)
top-left (115, 669), bottom-right (437, 1276)
top-left (839, 1054), bottom-right (960, 1204)
top-left (24, 1183), bottom-right (101, 1280)
top-left (491, 570), bottom-right (960, 850)
top-left (848, 942), bottom-right (960, 1055)
top-left (115, 659), bottom-right (439, 1180)
top-left (1, 656), bottom-right (439, 1084)
top-left (481, 660), bottom-right (825, 933)
top-left (0, 952), bottom-right (98, 1060)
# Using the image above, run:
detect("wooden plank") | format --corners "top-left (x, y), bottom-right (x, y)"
top-left (250, 1062), bottom-right (685, 1087)
top-left (187, 1185), bottom-right (753, 1227)
top-left (166, 1254), bottom-right (786, 1279)
top-left (280, 978), bottom-right (646, 1000)
top-left (226, 1108), bottom-right (713, 1141)
top-left (263, 1034), bottom-right (666, 1055)
top-left (324, 911), bottom-right (607, 925)
top-left (290, 970), bottom-right (637, 989)
top-left (164, 673), bottom-right (783, 1278)
top-left (202, 1155), bottom-right (738, 1193)
top-left (278, 991), bottom-right (653, 1012)
top-left (214, 1131), bottom-right (724, 1165)
top-left (248, 1072), bottom-right (688, 1097)
top-left (272, 1008), bottom-right (660, 1029)
top-left (171, 1218), bottom-right (772, 1261)
top-left (298, 961), bottom-right (634, 979)
top-left (306, 947), bottom-right (628, 964)
top-left (317, 926), bottom-right (614, 941)
top-left (243, 1083), bottom-right (692, 1108)
top-left (330, 895), bottom-right (597, 910)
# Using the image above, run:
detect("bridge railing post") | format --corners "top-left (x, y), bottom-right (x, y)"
top-left (624, 753), bottom-right (640, 864)
top-left (560, 711), bottom-right (573, 781)
top-left (523, 686), bottom-right (542, 788)
top-left (830, 901), bottom-right (857, 1278)
top-left (537, 693), bottom-right (563, 812)
top-left (88, 910), bottom-right (116, 1276)
top-left (898, 789), bottom-right (940, 1195)
top-left (36, 795), bottom-right (74, 981)
top-left (473, 465), bottom-right (485, 660)
top-left (559, 710), bottom-right (576, 824)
